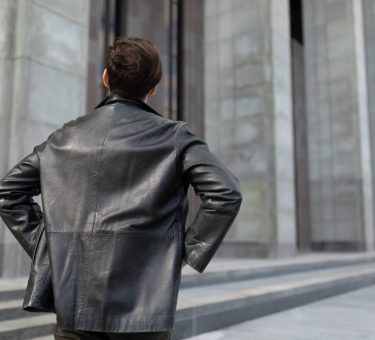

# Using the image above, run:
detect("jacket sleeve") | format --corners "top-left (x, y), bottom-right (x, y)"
top-left (177, 122), bottom-right (243, 273)
top-left (0, 146), bottom-right (44, 259)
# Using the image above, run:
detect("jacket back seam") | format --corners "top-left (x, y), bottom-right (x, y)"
top-left (77, 108), bottom-right (117, 329)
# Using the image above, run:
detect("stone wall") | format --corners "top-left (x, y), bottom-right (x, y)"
top-left (303, 0), bottom-right (374, 251)
top-left (204, 0), bottom-right (297, 257)
top-left (0, 0), bottom-right (90, 277)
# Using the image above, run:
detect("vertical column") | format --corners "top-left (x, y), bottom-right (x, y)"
top-left (203, 0), bottom-right (297, 257)
top-left (363, 0), bottom-right (375, 249)
top-left (0, 0), bottom-right (90, 277)
top-left (0, 0), bottom-right (18, 277)
top-left (353, 0), bottom-right (374, 251)
top-left (303, 0), bottom-right (374, 251)
top-left (271, 0), bottom-right (297, 256)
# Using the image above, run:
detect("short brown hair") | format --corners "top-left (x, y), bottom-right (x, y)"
top-left (105, 36), bottom-right (163, 100)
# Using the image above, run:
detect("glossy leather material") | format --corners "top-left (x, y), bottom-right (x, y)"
top-left (0, 94), bottom-right (242, 333)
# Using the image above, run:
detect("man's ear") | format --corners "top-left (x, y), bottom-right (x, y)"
top-left (102, 68), bottom-right (110, 90)
top-left (148, 84), bottom-right (157, 97)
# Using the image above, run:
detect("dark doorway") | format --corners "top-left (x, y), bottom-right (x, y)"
top-left (290, 0), bottom-right (312, 251)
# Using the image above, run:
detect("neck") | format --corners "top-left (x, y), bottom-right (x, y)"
top-left (108, 90), bottom-right (148, 103)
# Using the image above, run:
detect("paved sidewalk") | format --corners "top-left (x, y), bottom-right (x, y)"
top-left (184, 283), bottom-right (375, 340)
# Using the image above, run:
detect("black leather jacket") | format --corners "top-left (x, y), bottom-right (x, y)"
top-left (0, 94), bottom-right (242, 333)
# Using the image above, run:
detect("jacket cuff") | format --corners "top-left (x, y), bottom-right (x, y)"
top-left (183, 243), bottom-right (211, 273)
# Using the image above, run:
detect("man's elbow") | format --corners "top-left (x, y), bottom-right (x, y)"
top-left (216, 186), bottom-right (242, 215)
top-left (232, 188), bottom-right (242, 213)
top-left (230, 174), bottom-right (243, 211)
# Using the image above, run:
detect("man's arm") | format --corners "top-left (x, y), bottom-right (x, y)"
top-left (177, 122), bottom-right (243, 273)
top-left (0, 146), bottom-right (44, 259)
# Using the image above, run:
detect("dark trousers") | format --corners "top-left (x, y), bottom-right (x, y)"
top-left (53, 322), bottom-right (171, 340)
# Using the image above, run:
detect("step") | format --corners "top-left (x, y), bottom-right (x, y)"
top-left (2, 254), bottom-right (374, 292)
top-left (183, 283), bottom-right (375, 339)
top-left (0, 314), bottom-right (56, 339)
top-left (0, 278), bottom-right (28, 302)
top-left (180, 252), bottom-right (375, 288)
top-left (0, 299), bottom-right (35, 321)
top-left (172, 262), bottom-right (375, 339)
top-left (1, 252), bottom-right (375, 293)
top-left (0, 253), bottom-right (374, 338)
top-left (29, 336), bottom-right (54, 340)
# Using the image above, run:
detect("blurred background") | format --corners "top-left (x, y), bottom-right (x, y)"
top-left (2, 1), bottom-right (375, 338)
top-left (0, 0), bottom-right (374, 282)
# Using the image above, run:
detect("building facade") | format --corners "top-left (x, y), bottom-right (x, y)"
top-left (1, 0), bottom-right (375, 278)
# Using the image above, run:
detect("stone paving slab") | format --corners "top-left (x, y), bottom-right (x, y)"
top-left (183, 283), bottom-right (375, 339)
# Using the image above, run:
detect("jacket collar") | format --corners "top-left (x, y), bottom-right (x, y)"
top-left (94, 93), bottom-right (163, 117)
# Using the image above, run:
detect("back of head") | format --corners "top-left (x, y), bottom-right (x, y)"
top-left (105, 36), bottom-right (163, 101)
